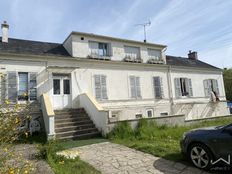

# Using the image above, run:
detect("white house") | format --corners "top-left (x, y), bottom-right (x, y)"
top-left (0, 22), bottom-right (229, 139)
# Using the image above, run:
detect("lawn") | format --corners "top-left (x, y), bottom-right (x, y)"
top-left (108, 117), bottom-right (232, 162)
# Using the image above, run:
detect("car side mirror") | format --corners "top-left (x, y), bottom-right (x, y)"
top-left (224, 127), bottom-right (232, 135)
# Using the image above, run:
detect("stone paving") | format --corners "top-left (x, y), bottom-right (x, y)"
top-left (65, 142), bottom-right (210, 174)
top-left (10, 144), bottom-right (54, 174)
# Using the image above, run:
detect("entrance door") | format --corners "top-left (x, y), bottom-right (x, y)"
top-left (52, 76), bottom-right (71, 109)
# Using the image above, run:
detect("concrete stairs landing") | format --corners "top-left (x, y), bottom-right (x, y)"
top-left (54, 108), bottom-right (101, 140)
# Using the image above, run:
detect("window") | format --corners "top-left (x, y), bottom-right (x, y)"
top-left (124, 46), bottom-right (140, 59)
top-left (63, 79), bottom-right (70, 94)
top-left (89, 41), bottom-right (110, 57)
top-left (129, 76), bottom-right (141, 99)
top-left (18, 72), bottom-right (28, 101)
top-left (53, 79), bottom-right (60, 95)
top-left (148, 49), bottom-right (161, 60)
top-left (174, 78), bottom-right (193, 98)
top-left (203, 79), bottom-right (219, 97)
top-left (94, 75), bottom-right (108, 100)
top-left (146, 109), bottom-right (154, 118)
top-left (153, 76), bottom-right (163, 99)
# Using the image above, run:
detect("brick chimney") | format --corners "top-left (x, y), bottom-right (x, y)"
top-left (1, 21), bottom-right (9, 43)
top-left (188, 50), bottom-right (198, 60)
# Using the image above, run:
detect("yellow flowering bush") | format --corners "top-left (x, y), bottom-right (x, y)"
top-left (0, 73), bottom-right (33, 174)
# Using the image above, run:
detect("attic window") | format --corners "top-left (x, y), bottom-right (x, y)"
top-left (81, 37), bottom-right (84, 40)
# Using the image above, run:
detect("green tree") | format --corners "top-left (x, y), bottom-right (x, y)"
top-left (223, 68), bottom-right (232, 101)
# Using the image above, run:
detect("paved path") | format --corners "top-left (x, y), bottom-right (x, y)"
top-left (65, 142), bottom-right (209, 174)
top-left (10, 144), bottom-right (54, 174)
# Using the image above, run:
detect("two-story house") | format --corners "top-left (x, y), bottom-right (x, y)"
top-left (0, 22), bottom-right (229, 139)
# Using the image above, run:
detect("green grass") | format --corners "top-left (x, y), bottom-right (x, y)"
top-left (39, 138), bottom-right (107, 174)
top-left (108, 117), bottom-right (232, 162)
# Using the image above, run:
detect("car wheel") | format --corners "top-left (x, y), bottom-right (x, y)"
top-left (188, 143), bottom-right (213, 170)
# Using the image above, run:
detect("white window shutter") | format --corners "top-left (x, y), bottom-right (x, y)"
top-left (29, 73), bottom-right (37, 101)
top-left (174, 78), bottom-right (181, 98)
top-left (101, 75), bottom-right (108, 99)
top-left (130, 76), bottom-right (136, 98)
top-left (203, 79), bottom-right (210, 97)
top-left (153, 76), bottom-right (163, 99)
top-left (188, 79), bottom-right (193, 97)
top-left (89, 41), bottom-right (98, 56)
top-left (136, 77), bottom-right (141, 98)
top-left (94, 75), bottom-right (101, 100)
top-left (212, 79), bottom-right (219, 96)
top-left (7, 71), bottom-right (17, 102)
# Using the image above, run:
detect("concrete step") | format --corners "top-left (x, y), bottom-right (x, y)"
top-left (57, 132), bottom-right (101, 140)
top-left (55, 120), bottom-right (94, 128)
top-left (55, 113), bottom-right (89, 119)
top-left (54, 109), bottom-right (85, 114)
top-left (55, 117), bottom-right (91, 123)
top-left (56, 128), bottom-right (99, 138)
top-left (55, 124), bottom-right (95, 133)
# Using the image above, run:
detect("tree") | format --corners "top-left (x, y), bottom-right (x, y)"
top-left (223, 68), bottom-right (232, 101)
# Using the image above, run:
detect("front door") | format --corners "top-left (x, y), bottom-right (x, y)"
top-left (52, 76), bottom-right (71, 109)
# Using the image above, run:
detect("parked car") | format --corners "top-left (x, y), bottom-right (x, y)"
top-left (180, 123), bottom-right (232, 170)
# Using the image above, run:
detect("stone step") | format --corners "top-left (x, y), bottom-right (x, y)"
top-left (55, 117), bottom-right (91, 123)
top-left (54, 108), bottom-right (85, 114)
top-left (57, 132), bottom-right (101, 140)
top-left (56, 128), bottom-right (99, 138)
top-left (55, 113), bottom-right (89, 119)
top-left (55, 120), bottom-right (94, 128)
top-left (55, 124), bottom-right (95, 133)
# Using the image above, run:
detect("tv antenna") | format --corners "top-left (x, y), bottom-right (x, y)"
top-left (135, 20), bottom-right (151, 43)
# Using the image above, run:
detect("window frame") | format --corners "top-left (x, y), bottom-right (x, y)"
top-left (129, 75), bottom-right (142, 99)
top-left (94, 74), bottom-right (108, 100)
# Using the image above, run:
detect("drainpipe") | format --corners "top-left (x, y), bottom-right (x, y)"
top-left (167, 65), bottom-right (174, 115)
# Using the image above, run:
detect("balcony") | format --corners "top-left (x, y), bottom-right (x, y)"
top-left (123, 56), bottom-right (143, 63)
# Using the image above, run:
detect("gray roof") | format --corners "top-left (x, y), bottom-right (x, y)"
top-left (0, 37), bottom-right (70, 57)
top-left (0, 37), bottom-right (220, 71)
top-left (166, 55), bottom-right (221, 70)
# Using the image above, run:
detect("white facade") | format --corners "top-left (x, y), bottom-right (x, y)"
top-left (0, 31), bottom-right (229, 126)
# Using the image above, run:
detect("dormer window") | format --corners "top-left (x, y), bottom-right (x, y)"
top-left (147, 48), bottom-right (161, 60)
top-left (89, 41), bottom-right (110, 58)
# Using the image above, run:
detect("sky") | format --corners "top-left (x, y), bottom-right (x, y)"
top-left (0, 0), bottom-right (232, 68)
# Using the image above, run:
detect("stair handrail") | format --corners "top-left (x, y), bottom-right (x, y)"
top-left (41, 93), bottom-right (55, 139)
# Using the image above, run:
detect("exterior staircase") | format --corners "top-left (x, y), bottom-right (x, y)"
top-left (54, 108), bottom-right (101, 140)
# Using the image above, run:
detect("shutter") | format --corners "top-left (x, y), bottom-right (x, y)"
top-left (188, 79), bottom-right (193, 97)
top-left (174, 78), bottom-right (181, 98)
top-left (130, 76), bottom-right (136, 98)
top-left (153, 76), bottom-right (162, 99)
top-left (101, 75), bottom-right (108, 99)
top-left (94, 75), bottom-right (101, 100)
top-left (0, 74), bottom-right (6, 104)
top-left (203, 80), bottom-right (210, 97)
top-left (7, 71), bottom-right (17, 102)
top-left (29, 73), bottom-right (37, 101)
top-left (213, 79), bottom-right (219, 96)
top-left (136, 77), bottom-right (141, 98)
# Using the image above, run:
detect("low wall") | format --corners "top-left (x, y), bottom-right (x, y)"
top-left (106, 114), bottom-right (232, 133)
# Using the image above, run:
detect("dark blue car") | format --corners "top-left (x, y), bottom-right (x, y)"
top-left (180, 123), bottom-right (232, 170)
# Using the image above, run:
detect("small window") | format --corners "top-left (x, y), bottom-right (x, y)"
top-left (124, 46), bottom-right (140, 59)
top-left (63, 79), bottom-right (70, 94)
top-left (146, 109), bottom-right (154, 118)
top-left (160, 112), bottom-right (168, 116)
top-left (89, 41), bottom-right (110, 57)
top-left (53, 79), bottom-right (60, 95)
top-left (135, 113), bottom-right (143, 119)
top-left (147, 48), bottom-right (161, 60)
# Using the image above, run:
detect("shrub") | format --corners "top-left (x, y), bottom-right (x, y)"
top-left (107, 121), bottom-right (134, 139)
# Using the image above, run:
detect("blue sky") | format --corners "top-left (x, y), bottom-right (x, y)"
top-left (0, 0), bottom-right (232, 68)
